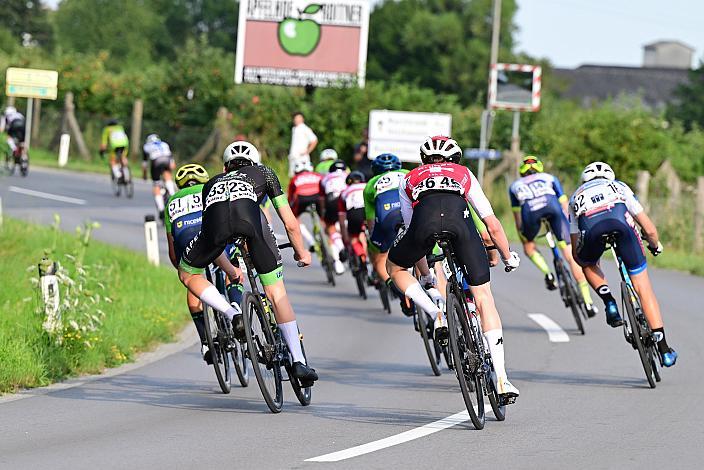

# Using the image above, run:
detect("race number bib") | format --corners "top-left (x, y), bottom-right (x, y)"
top-left (573, 182), bottom-right (624, 217)
top-left (374, 173), bottom-right (403, 194)
top-left (204, 179), bottom-right (256, 209)
top-left (411, 176), bottom-right (463, 200)
top-left (168, 193), bottom-right (202, 220)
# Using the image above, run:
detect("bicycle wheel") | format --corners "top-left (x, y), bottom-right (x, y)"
top-left (446, 289), bottom-right (485, 429)
top-left (621, 282), bottom-right (656, 388)
top-left (286, 334), bottom-right (312, 406)
top-left (19, 153), bottom-right (28, 176)
top-left (230, 338), bottom-right (249, 387)
top-left (354, 260), bottom-right (367, 300)
top-left (416, 311), bottom-right (441, 376)
top-left (486, 370), bottom-right (506, 421)
top-left (125, 178), bottom-right (134, 199)
top-left (203, 304), bottom-right (231, 394)
top-left (111, 173), bottom-right (121, 197)
top-left (556, 260), bottom-right (585, 335)
top-left (378, 280), bottom-right (391, 313)
top-left (242, 292), bottom-right (284, 412)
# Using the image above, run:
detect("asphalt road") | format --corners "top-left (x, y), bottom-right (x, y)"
top-left (1, 167), bottom-right (702, 469)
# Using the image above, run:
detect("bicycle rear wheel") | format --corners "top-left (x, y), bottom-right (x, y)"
top-left (286, 334), bottom-right (312, 406)
top-left (230, 339), bottom-right (249, 387)
top-left (556, 260), bottom-right (585, 335)
top-left (354, 259), bottom-right (367, 299)
top-left (416, 311), bottom-right (441, 376)
top-left (486, 370), bottom-right (506, 421)
top-left (446, 289), bottom-right (485, 429)
top-left (378, 280), bottom-right (391, 313)
top-left (242, 292), bottom-right (284, 412)
top-left (621, 283), bottom-right (656, 388)
top-left (203, 304), bottom-right (231, 394)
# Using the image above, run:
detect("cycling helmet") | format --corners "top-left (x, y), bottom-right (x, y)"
top-left (519, 155), bottom-right (544, 176)
top-left (320, 148), bottom-right (338, 161)
top-left (329, 159), bottom-right (348, 173)
top-left (581, 162), bottom-right (615, 183)
top-left (372, 153), bottom-right (401, 175)
top-left (294, 160), bottom-right (313, 174)
top-left (419, 136), bottom-right (462, 164)
top-left (223, 140), bottom-right (260, 166)
top-left (106, 118), bottom-right (119, 126)
top-left (146, 134), bottom-right (160, 144)
top-left (346, 170), bottom-right (366, 185)
top-left (4, 106), bottom-right (16, 116)
top-left (175, 163), bottom-right (209, 189)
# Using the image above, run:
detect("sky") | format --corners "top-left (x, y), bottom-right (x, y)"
top-left (42, 0), bottom-right (703, 69)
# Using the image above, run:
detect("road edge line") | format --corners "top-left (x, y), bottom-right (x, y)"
top-left (527, 313), bottom-right (570, 342)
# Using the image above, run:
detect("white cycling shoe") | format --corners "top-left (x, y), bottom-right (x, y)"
top-left (334, 260), bottom-right (346, 275)
top-left (434, 314), bottom-right (448, 342)
top-left (497, 376), bottom-right (520, 398)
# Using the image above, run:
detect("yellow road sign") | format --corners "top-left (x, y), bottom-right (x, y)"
top-left (5, 67), bottom-right (58, 100)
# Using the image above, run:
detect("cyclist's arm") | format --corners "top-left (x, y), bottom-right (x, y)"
top-left (100, 127), bottom-right (110, 151)
top-left (338, 197), bottom-right (350, 245)
top-left (264, 165), bottom-right (309, 263)
top-left (363, 180), bottom-right (376, 231)
top-left (167, 233), bottom-right (178, 269)
top-left (551, 175), bottom-right (570, 214)
top-left (214, 252), bottom-right (243, 283)
top-left (466, 172), bottom-right (511, 261)
top-left (633, 210), bottom-right (659, 249)
top-left (398, 182), bottom-right (413, 228)
top-left (568, 196), bottom-right (583, 263)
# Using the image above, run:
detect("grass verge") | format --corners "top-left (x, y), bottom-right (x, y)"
top-left (0, 217), bottom-right (187, 393)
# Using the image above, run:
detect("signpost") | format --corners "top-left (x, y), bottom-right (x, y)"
top-left (5, 67), bottom-right (59, 153)
top-left (368, 110), bottom-right (452, 163)
top-left (464, 149), bottom-right (502, 160)
top-left (235, 0), bottom-right (370, 88)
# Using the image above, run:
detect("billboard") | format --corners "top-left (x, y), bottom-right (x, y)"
top-left (488, 63), bottom-right (542, 112)
top-left (5, 67), bottom-right (58, 100)
top-left (235, 0), bottom-right (370, 88)
top-left (368, 110), bottom-right (452, 163)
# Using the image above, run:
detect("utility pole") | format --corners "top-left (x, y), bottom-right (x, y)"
top-left (477, 0), bottom-right (502, 185)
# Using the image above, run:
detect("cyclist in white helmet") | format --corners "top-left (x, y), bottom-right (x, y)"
top-left (315, 148), bottom-right (338, 174)
top-left (142, 133), bottom-right (176, 221)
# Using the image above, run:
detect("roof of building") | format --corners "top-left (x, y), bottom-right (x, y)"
top-left (552, 64), bottom-right (690, 108)
top-left (643, 40), bottom-right (695, 52)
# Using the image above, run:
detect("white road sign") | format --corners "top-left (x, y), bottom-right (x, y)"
top-left (5, 67), bottom-right (58, 100)
top-left (368, 110), bottom-right (452, 163)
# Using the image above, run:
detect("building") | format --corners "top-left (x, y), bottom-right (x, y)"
top-left (643, 41), bottom-right (694, 69)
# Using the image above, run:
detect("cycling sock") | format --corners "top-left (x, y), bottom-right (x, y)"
top-left (199, 285), bottom-right (239, 320)
top-left (528, 251), bottom-right (551, 275)
top-left (578, 281), bottom-right (594, 305)
top-left (226, 282), bottom-right (244, 307)
top-left (596, 284), bottom-right (616, 306)
top-left (278, 321), bottom-right (305, 364)
top-left (154, 194), bottom-right (165, 212)
top-left (652, 327), bottom-right (671, 353)
top-left (111, 164), bottom-right (121, 179)
top-left (404, 282), bottom-right (440, 316)
top-left (484, 328), bottom-right (507, 379)
top-left (165, 180), bottom-right (177, 196)
top-left (331, 232), bottom-right (344, 253)
top-left (300, 224), bottom-right (314, 246)
top-left (190, 311), bottom-right (206, 344)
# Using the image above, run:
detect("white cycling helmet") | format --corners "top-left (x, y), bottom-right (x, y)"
top-left (581, 161), bottom-right (615, 182)
top-left (420, 135), bottom-right (462, 164)
top-left (146, 133), bottom-right (160, 144)
top-left (223, 140), bottom-right (261, 165)
top-left (4, 106), bottom-right (16, 116)
top-left (320, 148), bottom-right (338, 161)
top-left (294, 160), bottom-right (313, 174)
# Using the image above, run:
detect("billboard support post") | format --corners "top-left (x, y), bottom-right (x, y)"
top-left (25, 98), bottom-right (34, 152)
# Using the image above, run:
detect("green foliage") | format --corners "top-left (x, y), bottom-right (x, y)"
top-left (667, 64), bottom-right (704, 131)
top-left (0, 0), bottom-right (53, 49)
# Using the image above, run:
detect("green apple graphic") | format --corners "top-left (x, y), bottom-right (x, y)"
top-left (278, 4), bottom-right (322, 56)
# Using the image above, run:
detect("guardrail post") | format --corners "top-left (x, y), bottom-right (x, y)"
top-left (635, 170), bottom-right (650, 211)
top-left (38, 258), bottom-right (61, 334)
top-left (58, 133), bottom-right (71, 167)
top-left (695, 176), bottom-right (704, 252)
top-left (130, 99), bottom-right (143, 163)
top-left (144, 215), bottom-right (160, 266)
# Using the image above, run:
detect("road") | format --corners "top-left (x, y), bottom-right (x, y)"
top-left (1, 167), bottom-right (702, 469)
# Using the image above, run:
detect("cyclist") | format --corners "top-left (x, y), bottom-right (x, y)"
top-left (165, 163), bottom-right (243, 364)
top-left (177, 141), bottom-right (318, 385)
top-left (100, 119), bottom-right (130, 182)
top-left (320, 159), bottom-right (350, 275)
top-left (288, 160), bottom-right (323, 250)
top-left (569, 162), bottom-right (677, 366)
top-left (314, 148), bottom-right (338, 174)
top-left (509, 155), bottom-right (597, 316)
top-left (1, 106), bottom-right (26, 156)
top-left (387, 136), bottom-right (521, 398)
top-left (143, 134), bottom-right (177, 222)
top-left (338, 171), bottom-right (368, 264)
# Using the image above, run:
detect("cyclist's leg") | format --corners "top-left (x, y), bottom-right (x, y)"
top-left (109, 151), bottom-right (120, 179)
top-left (163, 158), bottom-right (177, 195)
top-left (187, 289), bottom-right (207, 344)
top-left (520, 206), bottom-right (552, 277)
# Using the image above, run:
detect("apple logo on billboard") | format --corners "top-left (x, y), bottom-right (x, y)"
top-left (278, 4), bottom-right (322, 56)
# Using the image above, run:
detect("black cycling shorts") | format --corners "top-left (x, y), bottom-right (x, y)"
top-left (344, 208), bottom-right (365, 236)
top-left (323, 195), bottom-right (340, 225)
top-left (291, 194), bottom-right (321, 218)
top-left (388, 193), bottom-right (490, 286)
top-left (181, 198), bottom-right (283, 285)
top-left (150, 157), bottom-right (173, 182)
top-left (7, 119), bottom-right (25, 143)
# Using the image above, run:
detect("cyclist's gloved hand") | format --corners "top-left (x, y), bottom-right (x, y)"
top-left (648, 241), bottom-right (663, 257)
top-left (503, 251), bottom-right (520, 272)
top-left (419, 273), bottom-right (437, 289)
top-left (295, 250), bottom-right (312, 268)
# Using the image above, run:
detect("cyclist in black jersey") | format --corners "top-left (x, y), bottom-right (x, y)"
top-left (178, 141), bottom-right (318, 385)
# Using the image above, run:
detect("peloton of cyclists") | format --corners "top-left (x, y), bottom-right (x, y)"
top-left (288, 160), bottom-right (323, 251)
top-left (143, 134), bottom-right (177, 222)
top-left (320, 159), bottom-right (350, 275)
top-left (568, 162), bottom-right (678, 366)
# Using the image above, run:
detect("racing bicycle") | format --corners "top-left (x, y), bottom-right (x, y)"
top-left (4, 139), bottom-right (28, 176)
top-left (307, 204), bottom-right (335, 286)
top-left (235, 238), bottom-right (312, 413)
top-left (427, 233), bottom-right (510, 430)
top-left (110, 149), bottom-right (134, 198)
top-left (605, 233), bottom-right (662, 388)
top-left (348, 245), bottom-right (368, 300)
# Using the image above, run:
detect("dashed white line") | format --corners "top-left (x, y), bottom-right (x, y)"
top-left (306, 410), bottom-right (470, 462)
top-left (528, 313), bottom-right (570, 342)
top-left (8, 186), bottom-right (87, 205)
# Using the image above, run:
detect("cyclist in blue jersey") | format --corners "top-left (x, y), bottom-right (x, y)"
top-left (569, 162), bottom-right (677, 366)
top-left (509, 155), bottom-right (597, 316)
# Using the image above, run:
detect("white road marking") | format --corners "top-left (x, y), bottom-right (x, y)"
top-left (306, 410), bottom-right (470, 462)
top-left (8, 186), bottom-right (87, 205)
top-left (528, 313), bottom-right (570, 342)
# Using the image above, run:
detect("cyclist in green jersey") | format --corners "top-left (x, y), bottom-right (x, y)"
top-left (100, 119), bottom-right (130, 181)
top-left (315, 148), bottom-right (338, 174)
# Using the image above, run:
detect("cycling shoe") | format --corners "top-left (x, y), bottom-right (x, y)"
top-left (292, 361), bottom-right (319, 387)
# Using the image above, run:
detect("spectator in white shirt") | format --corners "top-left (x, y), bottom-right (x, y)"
top-left (288, 112), bottom-right (318, 176)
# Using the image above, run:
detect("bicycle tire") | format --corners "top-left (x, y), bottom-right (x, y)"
top-left (378, 281), bottom-right (391, 313)
top-left (230, 339), bottom-right (249, 387)
top-left (556, 260), bottom-right (585, 335)
top-left (446, 289), bottom-right (485, 429)
top-left (203, 304), bottom-right (231, 394)
top-left (19, 154), bottom-right (28, 176)
top-left (125, 179), bottom-right (134, 199)
top-left (242, 292), bottom-right (284, 412)
top-left (621, 282), bottom-right (656, 388)
top-left (111, 174), bottom-right (121, 197)
top-left (354, 262), bottom-right (367, 299)
top-left (416, 311), bottom-right (442, 376)
top-left (486, 370), bottom-right (507, 421)
top-left (287, 334), bottom-right (312, 406)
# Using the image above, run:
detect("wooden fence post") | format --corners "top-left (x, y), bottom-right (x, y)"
top-left (636, 170), bottom-right (650, 210)
top-left (64, 92), bottom-right (91, 160)
top-left (31, 98), bottom-right (42, 146)
top-left (695, 176), bottom-right (704, 252)
top-left (130, 99), bottom-right (143, 162)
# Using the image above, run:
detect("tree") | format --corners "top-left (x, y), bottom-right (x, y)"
top-left (667, 64), bottom-right (704, 131)
top-left (0, 0), bottom-right (53, 49)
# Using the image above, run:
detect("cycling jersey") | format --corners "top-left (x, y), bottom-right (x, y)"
top-left (143, 140), bottom-right (174, 182)
top-left (338, 182), bottom-right (366, 236)
top-left (288, 170), bottom-right (323, 217)
top-left (364, 169), bottom-right (408, 223)
top-left (314, 160), bottom-right (334, 174)
top-left (320, 170), bottom-right (348, 224)
top-left (569, 179), bottom-right (646, 274)
top-left (101, 125), bottom-right (129, 151)
top-left (509, 173), bottom-right (569, 242)
top-left (165, 184), bottom-right (204, 262)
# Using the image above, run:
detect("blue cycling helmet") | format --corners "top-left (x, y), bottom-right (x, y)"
top-left (372, 153), bottom-right (401, 176)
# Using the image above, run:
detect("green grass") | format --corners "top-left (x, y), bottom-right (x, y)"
top-left (0, 218), bottom-right (188, 393)
top-left (649, 249), bottom-right (704, 277)
top-left (29, 147), bottom-right (110, 174)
